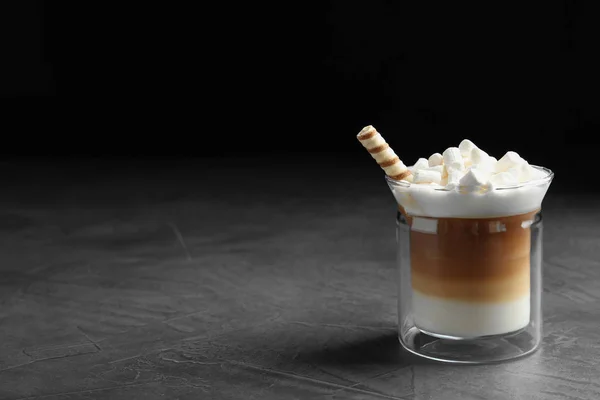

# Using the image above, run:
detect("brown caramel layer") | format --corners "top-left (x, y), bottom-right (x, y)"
top-left (413, 269), bottom-right (529, 302)
top-left (408, 210), bottom-right (537, 302)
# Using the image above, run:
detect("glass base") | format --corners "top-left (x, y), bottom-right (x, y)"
top-left (400, 326), bottom-right (540, 364)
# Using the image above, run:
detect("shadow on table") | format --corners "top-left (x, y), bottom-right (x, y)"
top-left (299, 331), bottom-right (439, 367)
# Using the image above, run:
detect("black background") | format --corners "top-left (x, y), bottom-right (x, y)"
top-left (1, 1), bottom-right (598, 192)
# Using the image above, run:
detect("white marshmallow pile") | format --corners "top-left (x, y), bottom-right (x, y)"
top-left (389, 140), bottom-right (552, 218)
top-left (408, 139), bottom-right (546, 191)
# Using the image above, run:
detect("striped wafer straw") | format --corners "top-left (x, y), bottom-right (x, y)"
top-left (357, 125), bottom-right (413, 182)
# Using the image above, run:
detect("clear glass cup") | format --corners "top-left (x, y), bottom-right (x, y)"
top-left (387, 166), bottom-right (554, 364)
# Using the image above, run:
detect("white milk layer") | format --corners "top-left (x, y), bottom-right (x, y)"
top-left (389, 166), bottom-right (551, 218)
top-left (413, 291), bottom-right (530, 338)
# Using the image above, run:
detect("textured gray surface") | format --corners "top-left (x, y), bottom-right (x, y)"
top-left (0, 159), bottom-right (599, 399)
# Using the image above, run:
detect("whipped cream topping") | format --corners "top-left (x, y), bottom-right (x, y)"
top-left (388, 139), bottom-right (553, 218)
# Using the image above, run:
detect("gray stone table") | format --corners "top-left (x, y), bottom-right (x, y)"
top-left (0, 157), bottom-right (599, 399)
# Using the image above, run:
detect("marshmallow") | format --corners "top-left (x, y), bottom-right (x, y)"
top-left (444, 168), bottom-right (464, 190)
top-left (460, 168), bottom-right (491, 185)
top-left (413, 169), bottom-right (442, 184)
top-left (495, 151), bottom-right (525, 173)
top-left (473, 157), bottom-right (497, 176)
top-left (470, 147), bottom-right (490, 165)
top-left (413, 157), bottom-right (429, 171)
top-left (441, 166), bottom-right (449, 179)
top-left (428, 153), bottom-right (444, 167)
top-left (489, 172), bottom-right (519, 187)
top-left (471, 162), bottom-right (495, 175)
top-left (458, 168), bottom-right (491, 193)
top-left (459, 139), bottom-right (477, 157)
top-left (503, 162), bottom-right (536, 183)
top-left (426, 165), bottom-right (444, 174)
top-left (443, 147), bottom-right (465, 171)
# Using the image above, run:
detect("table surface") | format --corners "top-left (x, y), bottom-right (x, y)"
top-left (1, 158), bottom-right (599, 400)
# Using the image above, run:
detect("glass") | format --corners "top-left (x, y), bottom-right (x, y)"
top-left (388, 166), bottom-right (553, 364)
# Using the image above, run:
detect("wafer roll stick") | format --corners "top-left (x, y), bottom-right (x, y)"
top-left (356, 125), bottom-right (413, 182)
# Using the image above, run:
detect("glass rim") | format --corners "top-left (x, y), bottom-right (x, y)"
top-left (385, 165), bottom-right (554, 191)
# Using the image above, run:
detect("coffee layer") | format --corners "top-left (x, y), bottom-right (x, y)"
top-left (408, 210), bottom-right (537, 303)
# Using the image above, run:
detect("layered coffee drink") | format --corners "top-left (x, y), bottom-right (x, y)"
top-left (408, 210), bottom-right (537, 337)
top-left (357, 126), bottom-right (552, 339)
